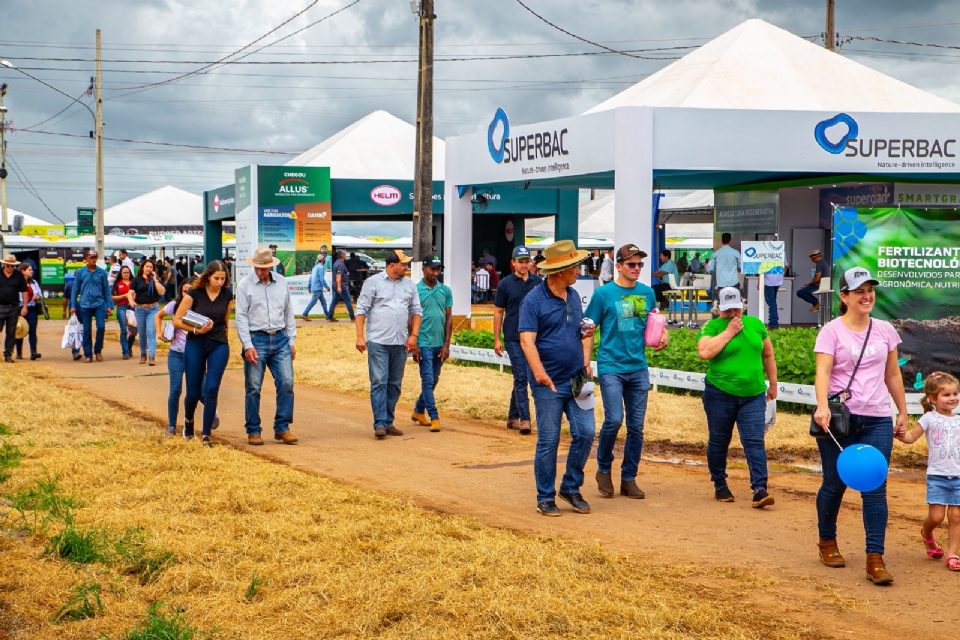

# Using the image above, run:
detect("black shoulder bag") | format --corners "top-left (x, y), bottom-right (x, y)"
top-left (810, 319), bottom-right (872, 439)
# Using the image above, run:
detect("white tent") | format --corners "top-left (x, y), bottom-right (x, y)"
top-left (286, 110), bottom-right (446, 180)
top-left (61, 185), bottom-right (203, 228)
top-left (2, 208), bottom-right (56, 228)
top-left (586, 18), bottom-right (960, 114)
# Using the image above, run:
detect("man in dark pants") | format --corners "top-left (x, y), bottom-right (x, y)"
top-left (326, 249), bottom-right (355, 322)
top-left (493, 246), bottom-right (542, 435)
top-left (69, 249), bottom-right (111, 363)
top-left (0, 255), bottom-right (29, 363)
top-left (796, 249), bottom-right (827, 312)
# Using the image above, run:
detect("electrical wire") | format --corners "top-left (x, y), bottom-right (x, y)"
top-left (18, 88), bottom-right (92, 130)
top-left (841, 34), bottom-right (960, 51)
top-left (8, 128), bottom-right (297, 154)
top-left (6, 155), bottom-right (67, 223)
top-left (513, 0), bottom-right (681, 60)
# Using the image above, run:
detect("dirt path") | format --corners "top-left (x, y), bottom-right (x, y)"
top-left (28, 321), bottom-right (960, 638)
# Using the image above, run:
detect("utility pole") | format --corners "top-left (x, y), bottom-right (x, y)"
top-left (0, 83), bottom-right (8, 232)
top-left (94, 29), bottom-right (104, 258)
top-left (825, 0), bottom-right (836, 52)
top-left (412, 0), bottom-right (435, 262)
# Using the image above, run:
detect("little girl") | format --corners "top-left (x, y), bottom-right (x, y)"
top-left (897, 371), bottom-right (960, 571)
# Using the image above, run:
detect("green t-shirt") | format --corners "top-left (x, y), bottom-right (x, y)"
top-left (416, 281), bottom-right (453, 348)
top-left (583, 280), bottom-right (657, 375)
top-left (698, 315), bottom-right (769, 397)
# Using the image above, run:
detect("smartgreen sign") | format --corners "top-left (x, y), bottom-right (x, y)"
top-left (77, 207), bottom-right (95, 235)
top-left (257, 166), bottom-right (331, 207)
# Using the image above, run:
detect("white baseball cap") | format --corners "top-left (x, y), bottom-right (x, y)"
top-left (717, 287), bottom-right (743, 311)
top-left (840, 267), bottom-right (880, 292)
top-left (574, 381), bottom-right (596, 411)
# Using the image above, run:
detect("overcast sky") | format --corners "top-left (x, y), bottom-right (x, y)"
top-left (2, 0), bottom-right (960, 232)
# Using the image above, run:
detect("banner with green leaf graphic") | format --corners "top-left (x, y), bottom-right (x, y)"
top-left (832, 206), bottom-right (960, 389)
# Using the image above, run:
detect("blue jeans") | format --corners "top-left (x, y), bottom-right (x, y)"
top-left (702, 383), bottom-right (769, 491)
top-left (367, 342), bottom-right (406, 429)
top-left (14, 306), bottom-right (39, 357)
top-left (816, 414), bottom-right (893, 554)
top-left (532, 380), bottom-right (596, 503)
top-left (796, 284), bottom-right (819, 306)
top-left (116, 305), bottom-right (131, 356)
top-left (414, 346), bottom-right (444, 420)
top-left (167, 349), bottom-right (186, 428)
top-left (505, 340), bottom-right (532, 422)
top-left (135, 304), bottom-right (159, 357)
top-left (78, 305), bottom-right (106, 358)
top-left (327, 286), bottom-right (354, 320)
top-left (764, 285), bottom-right (779, 329)
top-left (244, 332), bottom-right (295, 435)
top-left (303, 289), bottom-right (328, 317)
top-left (184, 337), bottom-right (230, 436)
top-left (597, 369), bottom-right (650, 482)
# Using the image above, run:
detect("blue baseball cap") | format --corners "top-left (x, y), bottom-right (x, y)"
top-left (512, 246), bottom-right (532, 260)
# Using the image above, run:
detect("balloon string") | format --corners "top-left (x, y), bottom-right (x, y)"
top-left (827, 428), bottom-right (844, 452)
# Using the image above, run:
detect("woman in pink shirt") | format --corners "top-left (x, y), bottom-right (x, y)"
top-left (813, 267), bottom-right (907, 585)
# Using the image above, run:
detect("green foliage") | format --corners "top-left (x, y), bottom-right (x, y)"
top-left (8, 469), bottom-right (84, 533)
top-left (114, 602), bottom-right (213, 640)
top-left (0, 423), bottom-right (11, 435)
top-left (46, 521), bottom-right (111, 565)
top-left (53, 581), bottom-right (104, 623)
top-left (0, 441), bottom-right (23, 483)
top-left (451, 329), bottom-right (495, 348)
top-left (244, 571), bottom-right (266, 602)
top-left (294, 251), bottom-right (319, 276)
top-left (114, 527), bottom-right (175, 585)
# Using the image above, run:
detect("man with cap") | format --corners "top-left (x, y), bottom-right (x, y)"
top-left (519, 239), bottom-right (597, 517)
top-left (0, 254), bottom-right (29, 363)
top-left (302, 247), bottom-right (330, 321)
top-left (235, 247), bottom-right (299, 445)
top-left (326, 249), bottom-right (355, 322)
top-left (356, 249), bottom-right (422, 439)
top-left (585, 244), bottom-right (668, 501)
top-left (268, 244), bottom-right (285, 276)
top-left (70, 249), bottom-right (111, 363)
top-left (797, 249), bottom-right (827, 312)
top-left (410, 255), bottom-right (453, 432)
top-left (493, 245), bottom-right (542, 434)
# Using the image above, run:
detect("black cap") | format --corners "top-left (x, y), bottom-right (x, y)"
top-left (422, 255), bottom-right (443, 268)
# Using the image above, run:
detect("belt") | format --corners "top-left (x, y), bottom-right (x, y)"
top-left (138, 303), bottom-right (159, 308)
top-left (252, 329), bottom-right (282, 336)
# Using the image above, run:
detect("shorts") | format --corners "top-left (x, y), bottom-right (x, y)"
top-left (926, 475), bottom-right (960, 506)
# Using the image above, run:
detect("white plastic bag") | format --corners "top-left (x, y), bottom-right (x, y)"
top-left (73, 323), bottom-right (84, 350)
top-left (61, 315), bottom-right (78, 349)
top-left (126, 309), bottom-right (137, 328)
top-left (765, 399), bottom-right (777, 433)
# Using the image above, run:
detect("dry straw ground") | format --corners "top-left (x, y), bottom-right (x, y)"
top-left (0, 363), bottom-right (814, 639)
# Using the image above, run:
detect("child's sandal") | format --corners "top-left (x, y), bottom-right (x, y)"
top-left (923, 530), bottom-right (944, 559)
top-left (945, 555), bottom-right (960, 571)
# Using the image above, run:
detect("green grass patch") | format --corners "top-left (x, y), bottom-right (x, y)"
top-left (244, 571), bottom-right (266, 603)
top-left (8, 469), bottom-right (84, 533)
top-left (113, 602), bottom-right (213, 640)
top-left (0, 422), bottom-right (11, 435)
top-left (45, 521), bottom-right (111, 565)
top-left (114, 527), bottom-right (175, 585)
top-left (52, 581), bottom-right (104, 623)
top-left (0, 441), bottom-right (24, 484)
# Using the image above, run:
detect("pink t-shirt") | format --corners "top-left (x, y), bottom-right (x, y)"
top-left (814, 318), bottom-right (901, 417)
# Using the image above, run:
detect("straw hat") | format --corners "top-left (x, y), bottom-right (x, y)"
top-left (15, 316), bottom-right (28, 340)
top-left (538, 239), bottom-right (589, 275)
top-left (1, 254), bottom-right (20, 267)
top-left (244, 247), bottom-right (281, 267)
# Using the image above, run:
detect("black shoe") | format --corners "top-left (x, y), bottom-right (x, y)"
top-left (15, 353), bottom-right (22, 360)
top-left (752, 489), bottom-right (775, 509)
top-left (714, 486), bottom-right (735, 502)
top-left (183, 419), bottom-right (195, 440)
top-left (30, 353), bottom-right (41, 360)
top-left (537, 501), bottom-right (561, 517)
top-left (165, 425), bottom-right (176, 435)
top-left (200, 435), bottom-right (212, 448)
top-left (558, 491), bottom-right (591, 514)
top-left (3, 356), bottom-right (13, 364)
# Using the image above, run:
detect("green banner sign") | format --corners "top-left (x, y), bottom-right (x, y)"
top-left (235, 166), bottom-right (252, 211)
top-left (40, 258), bottom-right (64, 285)
top-left (257, 166), bottom-right (331, 207)
top-left (77, 207), bottom-right (95, 235)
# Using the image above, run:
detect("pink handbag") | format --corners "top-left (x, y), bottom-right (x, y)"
top-left (644, 309), bottom-right (665, 347)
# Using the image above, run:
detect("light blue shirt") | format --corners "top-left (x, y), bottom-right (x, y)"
top-left (710, 245), bottom-right (741, 288)
top-left (659, 259), bottom-right (680, 285)
top-left (308, 260), bottom-right (327, 291)
top-left (356, 272), bottom-right (423, 346)
top-left (234, 272), bottom-right (297, 351)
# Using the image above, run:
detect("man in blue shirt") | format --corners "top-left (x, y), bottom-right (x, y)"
top-left (326, 249), bottom-right (355, 322)
top-left (585, 244), bottom-right (669, 500)
top-left (301, 250), bottom-right (330, 321)
top-left (709, 233), bottom-right (741, 294)
top-left (493, 246), bottom-right (542, 435)
top-left (411, 256), bottom-right (453, 432)
top-left (519, 240), bottom-right (596, 517)
top-left (650, 249), bottom-right (680, 311)
top-left (69, 249), bottom-right (111, 362)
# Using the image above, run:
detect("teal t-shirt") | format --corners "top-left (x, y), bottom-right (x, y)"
top-left (583, 280), bottom-right (657, 375)
top-left (660, 259), bottom-right (680, 284)
top-left (416, 281), bottom-right (453, 348)
top-left (698, 315), bottom-right (769, 397)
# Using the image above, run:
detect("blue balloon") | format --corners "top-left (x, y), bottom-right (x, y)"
top-left (837, 444), bottom-right (888, 492)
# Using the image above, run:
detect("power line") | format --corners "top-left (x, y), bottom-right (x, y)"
top-left (6, 155), bottom-right (67, 223)
top-left (19, 89), bottom-right (92, 130)
top-left (841, 34), bottom-right (960, 51)
top-left (8, 128), bottom-right (298, 154)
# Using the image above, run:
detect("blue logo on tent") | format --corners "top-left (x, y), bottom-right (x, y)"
top-left (488, 108), bottom-right (510, 163)
top-left (744, 247), bottom-right (757, 258)
top-left (815, 113), bottom-right (858, 154)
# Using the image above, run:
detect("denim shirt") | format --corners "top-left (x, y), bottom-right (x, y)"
top-left (309, 261), bottom-right (327, 291)
top-left (71, 266), bottom-right (111, 310)
top-left (356, 272), bottom-right (422, 346)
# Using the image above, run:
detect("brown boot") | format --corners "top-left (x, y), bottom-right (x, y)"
top-left (148, 356), bottom-right (155, 366)
top-left (866, 553), bottom-right (893, 584)
top-left (620, 479), bottom-right (646, 499)
top-left (596, 471), bottom-right (614, 497)
top-left (518, 420), bottom-right (532, 435)
top-left (506, 419), bottom-right (520, 430)
top-left (818, 538), bottom-right (845, 568)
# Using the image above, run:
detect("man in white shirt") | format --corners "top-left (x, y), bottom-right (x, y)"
top-left (599, 248), bottom-right (614, 285)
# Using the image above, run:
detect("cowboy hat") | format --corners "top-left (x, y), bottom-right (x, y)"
top-left (1, 254), bottom-right (20, 267)
top-left (15, 316), bottom-right (28, 340)
top-left (244, 247), bottom-right (281, 268)
top-left (537, 239), bottom-right (590, 275)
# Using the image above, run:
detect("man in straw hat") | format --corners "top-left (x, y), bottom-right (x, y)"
top-left (797, 248), bottom-right (828, 312)
top-left (236, 247), bottom-right (299, 446)
top-left (355, 249), bottom-right (422, 439)
top-left (519, 239), bottom-right (597, 517)
top-left (69, 249), bottom-right (111, 363)
top-left (585, 243), bottom-right (668, 501)
top-left (0, 254), bottom-right (29, 363)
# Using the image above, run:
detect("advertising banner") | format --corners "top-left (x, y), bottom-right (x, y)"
top-left (77, 207), bottom-right (95, 235)
top-left (714, 190), bottom-right (778, 235)
top-left (818, 183), bottom-right (894, 229)
top-left (832, 206), bottom-right (960, 387)
top-left (40, 258), bottom-right (65, 285)
top-left (740, 241), bottom-right (785, 275)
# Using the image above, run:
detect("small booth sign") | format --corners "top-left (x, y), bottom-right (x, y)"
top-left (370, 185), bottom-right (402, 207)
top-left (740, 241), bottom-right (786, 275)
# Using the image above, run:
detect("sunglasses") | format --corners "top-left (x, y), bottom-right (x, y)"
top-left (622, 261), bottom-right (644, 269)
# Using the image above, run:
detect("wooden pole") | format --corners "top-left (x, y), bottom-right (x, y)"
top-left (95, 29), bottom-right (104, 259)
top-left (412, 0), bottom-right (435, 262)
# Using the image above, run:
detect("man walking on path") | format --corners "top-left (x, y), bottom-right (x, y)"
top-left (411, 255), bottom-right (453, 433)
top-left (302, 248), bottom-right (330, 321)
top-left (710, 233), bottom-right (741, 295)
top-left (326, 249), bottom-right (355, 322)
top-left (585, 244), bottom-right (668, 501)
top-left (70, 249), bottom-right (111, 363)
top-left (235, 247), bottom-right (299, 446)
top-left (796, 249), bottom-right (827, 312)
top-left (519, 240), bottom-right (596, 517)
top-left (493, 246), bottom-right (542, 434)
top-left (356, 250), bottom-right (422, 439)
top-left (0, 255), bottom-right (28, 364)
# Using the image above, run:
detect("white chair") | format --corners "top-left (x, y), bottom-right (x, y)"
top-left (667, 273), bottom-right (696, 325)
top-left (688, 274), bottom-right (712, 327)
top-left (813, 278), bottom-right (833, 327)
